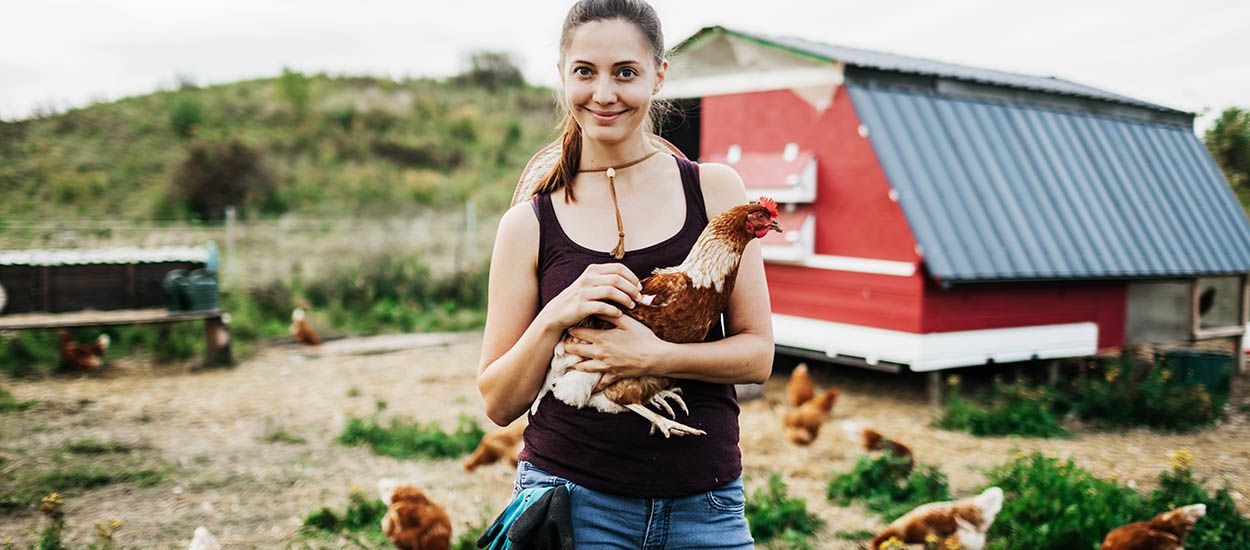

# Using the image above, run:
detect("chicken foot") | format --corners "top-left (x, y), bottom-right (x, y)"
top-left (647, 388), bottom-right (689, 418)
top-left (624, 404), bottom-right (706, 438)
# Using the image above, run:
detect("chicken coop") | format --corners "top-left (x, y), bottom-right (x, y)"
top-left (657, 26), bottom-right (1250, 395)
top-left (0, 245), bottom-right (231, 366)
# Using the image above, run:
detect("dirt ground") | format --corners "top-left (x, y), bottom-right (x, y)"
top-left (2, 334), bottom-right (1248, 549)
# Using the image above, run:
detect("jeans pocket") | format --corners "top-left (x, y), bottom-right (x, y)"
top-left (517, 460), bottom-right (571, 490)
top-left (705, 477), bottom-right (746, 513)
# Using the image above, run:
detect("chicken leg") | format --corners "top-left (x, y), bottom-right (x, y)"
top-left (624, 404), bottom-right (706, 438)
top-left (647, 388), bottom-right (689, 418)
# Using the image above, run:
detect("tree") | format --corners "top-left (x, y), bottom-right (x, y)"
top-left (171, 139), bottom-right (276, 221)
top-left (453, 51), bottom-right (525, 91)
top-left (1204, 107), bottom-right (1250, 209)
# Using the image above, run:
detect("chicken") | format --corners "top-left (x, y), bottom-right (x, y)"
top-left (58, 329), bottom-right (109, 370)
top-left (378, 479), bottom-right (452, 550)
top-left (463, 421), bottom-right (526, 472)
top-left (188, 526), bottom-right (222, 550)
top-left (782, 387), bottom-right (840, 445)
top-left (787, 363), bottom-right (815, 407)
top-left (289, 308), bottom-right (321, 345)
top-left (532, 198), bottom-right (782, 438)
top-left (1100, 504), bottom-right (1206, 550)
top-left (870, 487), bottom-right (1004, 550)
top-left (842, 421), bottom-right (916, 472)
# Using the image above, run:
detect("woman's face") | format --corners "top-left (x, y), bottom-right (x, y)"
top-left (560, 19), bottom-right (666, 146)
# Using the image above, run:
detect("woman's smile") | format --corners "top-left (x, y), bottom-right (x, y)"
top-left (586, 107), bottom-right (628, 123)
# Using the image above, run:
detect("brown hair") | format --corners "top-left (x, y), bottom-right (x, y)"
top-left (532, 0), bottom-right (666, 202)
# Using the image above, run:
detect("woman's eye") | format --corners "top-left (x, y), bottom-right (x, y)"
top-left (618, 68), bottom-right (637, 78)
top-left (574, 67), bottom-right (592, 77)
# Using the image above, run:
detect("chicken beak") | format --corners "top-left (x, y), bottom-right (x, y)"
top-left (769, 220), bottom-right (783, 233)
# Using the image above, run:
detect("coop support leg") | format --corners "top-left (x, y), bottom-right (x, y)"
top-left (1047, 360), bottom-right (1061, 386)
top-left (927, 371), bottom-right (942, 407)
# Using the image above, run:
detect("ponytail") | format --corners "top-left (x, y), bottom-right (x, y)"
top-left (532, 112), bottom-right (584, 202)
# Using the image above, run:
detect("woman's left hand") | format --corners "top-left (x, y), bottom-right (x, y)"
top-left (565, 314), bottom-right (670, 389)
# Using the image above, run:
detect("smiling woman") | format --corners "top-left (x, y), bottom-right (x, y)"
top-left (475, 0), bottom-right (774, 548)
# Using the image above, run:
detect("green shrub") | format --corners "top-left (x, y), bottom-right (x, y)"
top-left (302, 488), bottom-right (390, 546)
top-left (827, 454), bottom-right (951, 521)
top-left (745, 472), bottom-right (823, 548)
top-left (983, 452), bottom-right (1144, 550)
top-left (168, 93), bottom-right (204, 138)
top-left (1072, 360), bottom-right (1219, 432)
top-left (337, 413), bottom-right (484, 460)
top-left (1145, 453), bottom-right (1250, 549)
top-left (278, 67), bottom-right (311, 120)
top-left (934, 379), bottom-right (1068, 438)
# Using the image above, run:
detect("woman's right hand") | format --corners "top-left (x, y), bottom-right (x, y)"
top-left (538, 263), bottom-right (644, 331)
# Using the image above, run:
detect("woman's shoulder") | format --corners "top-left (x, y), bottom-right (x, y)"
top-left (696, 162), bottom-right (748, 219)
top-left (493, 199), bottom-right (541, 261)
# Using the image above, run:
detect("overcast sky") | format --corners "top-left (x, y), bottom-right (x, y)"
top-left (3, 0), bottom-right (1247, 134)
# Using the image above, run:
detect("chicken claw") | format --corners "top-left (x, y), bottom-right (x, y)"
top-left (625, 404), bottom-right (706, 438)
top-left (648, 388), bottom-right (689, 418)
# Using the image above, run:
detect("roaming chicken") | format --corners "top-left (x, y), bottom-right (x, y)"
top-left (58, 329), bottom-right (109, 370)
top-left (870, 487), bottom-right (1004, 550)
top-left (787, 362), bottom-right (815, 407)
top-left (463, 421), bottom-right (526, 472)
top-left (1100, 504), bottom-right (1206, 550)
top-left (378, 479), bottom-right (452, 550)
top-left (842, 421), bottom-right (916, 473)
top-left (188, 526), bottom-right (222, 550)
top-left (290, 308), bottom-right (321, 345)
top-left (533, 198), bottom-right (782, 437)
top-left (782, 387), bottom-right (840, 445)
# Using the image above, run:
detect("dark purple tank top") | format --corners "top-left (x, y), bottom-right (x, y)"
top-left (519, 154), bottom-right (742, 498)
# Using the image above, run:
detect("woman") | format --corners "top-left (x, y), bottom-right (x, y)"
top-left (476, 1), bottom-right (774, 547)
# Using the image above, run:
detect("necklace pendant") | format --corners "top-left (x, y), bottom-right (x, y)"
top-left (605, 167), bottom-right (616, 179)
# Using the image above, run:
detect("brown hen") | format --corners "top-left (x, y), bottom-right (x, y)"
top-left (1101, 504), bottom-right (1205, 550)
top-left (378, 479), bottom-right (452, 550)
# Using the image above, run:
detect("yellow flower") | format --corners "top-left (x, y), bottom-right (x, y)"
top-left (39, 492), bottom-right (65, 518)
top-left (926, 534), bottom-right (940, 544)
top-left (944, 538), bottom-right (963, 550)
top-left (880, 536), bottom-right (909, 550)
top-left (95, 521), bottom-right (113, 539)
top-left (1170, 447), bottom-right (1195, 470)
top-left (946, 375), bottom-right (961, 387)
top-left (109, 518), bottom-right (123, 529)
top-left (1104, 368), bottom-right (1120, 382)
top-left (1160, 369), bottom-right (1172, 381)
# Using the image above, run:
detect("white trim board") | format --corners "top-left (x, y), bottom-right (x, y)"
top-left (766, 254), bottom-right (917, 277)
top-left (772, 314), bottom-right (1099, 371)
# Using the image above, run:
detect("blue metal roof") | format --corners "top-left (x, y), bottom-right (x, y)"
top-left (678, 27), bottom-right (1188, 117)
top-left (847, 84), bottom-right (1250, 283)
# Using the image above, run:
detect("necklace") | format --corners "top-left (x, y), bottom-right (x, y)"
top-left (581, 149), bottom-right (662, 259)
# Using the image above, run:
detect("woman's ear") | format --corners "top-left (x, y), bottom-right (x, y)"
top-left (653, 58), bottom-right (668, 95)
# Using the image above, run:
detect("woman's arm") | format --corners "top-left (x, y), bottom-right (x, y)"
top-left (566, 163), bottom-right (775, 386)
top-left (477, 201), bottom-right (646, 426)
top-left (476, 202), bottom-right (558, 426)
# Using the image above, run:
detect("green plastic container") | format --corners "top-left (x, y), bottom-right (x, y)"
top-left (185, 269), bottom-right (219, 311)
top-left (162, 269), bottom-right (189, 312)
top-left (1160, 349), bottom-right (1234, 406)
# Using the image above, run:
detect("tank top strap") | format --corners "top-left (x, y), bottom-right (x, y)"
top-left (675, 155), bottom-right (708, 227)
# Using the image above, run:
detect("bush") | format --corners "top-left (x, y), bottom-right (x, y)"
top-left (745, 472), bottom-right (823, 548)
top-left (171, 138), bottom-right (276, 221)
top-left (302, 488), bottom-right (389, 546)
top-left (1145, 451), bottom-right (1250, 549)
top-left (827, 454), bottom-right (951, 521)
top-left (337, 413), bottom-right (484, 460)
top-left (983, 452), bottom-right (1146, 550)
top-left (278, 67), bottom-right (311, 120)
top-left (1072, 360), bottom-right (1219, 432)
top-left (933, 379), bottom-right (1069, 438)
top-left (168, 93), bottom-right (204, 138)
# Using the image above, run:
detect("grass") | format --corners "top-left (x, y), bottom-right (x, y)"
top-left (61, 438), bottom-right (140, 455)
top-left (0, 384), bottom-right (39, 413)
top-left (260, 422), bottom-right (307, 445)
top-left (1, 464), bottom-right (165, 515)
top-left (300, 489), bottom-right (486, 549)
top-left (745, 472), bottom-right (823, 549)
top-left (933, 379), bottom-right (1069, 438)
top-left (337, 413), bottom-right (485, 460)
top-left (827, 454), bottom-right (951, 521)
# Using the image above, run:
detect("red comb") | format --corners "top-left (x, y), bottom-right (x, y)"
top-left (759, 196), bottom-right (778, 217)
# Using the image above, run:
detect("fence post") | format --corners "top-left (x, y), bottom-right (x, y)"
top-left (224, 206), bottom-right (236, 283)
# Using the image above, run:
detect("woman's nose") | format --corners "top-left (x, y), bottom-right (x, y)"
top-left (592, 77), bottom-right (616, 104)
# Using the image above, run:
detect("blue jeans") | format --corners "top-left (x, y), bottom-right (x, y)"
top-left (514, 460), bottom-right (754, 550)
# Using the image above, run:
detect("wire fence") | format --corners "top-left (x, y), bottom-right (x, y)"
top-left (0, 201), bottom-right (498, 287)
